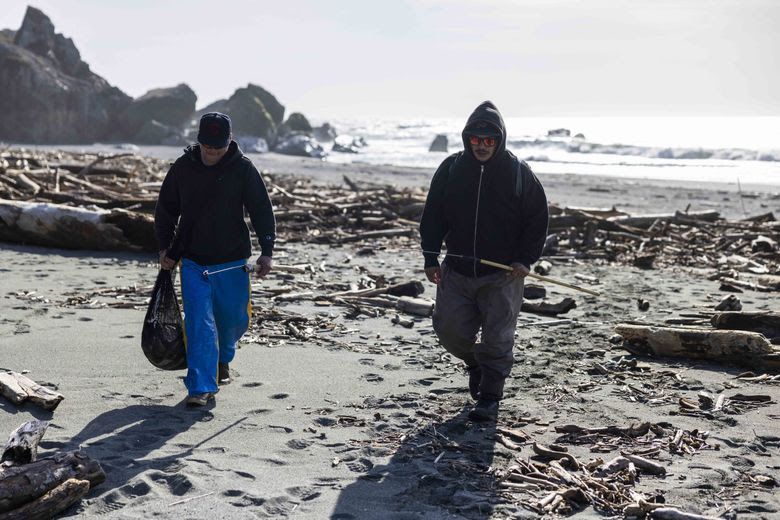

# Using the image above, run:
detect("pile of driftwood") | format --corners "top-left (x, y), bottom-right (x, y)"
top-left (546, 205), bottom-right (779, 281)
top-left (0, 421), bottom-right (104, 519)
top-left (0, 147), bottom-right (427, 251)
top-left (495, 422), bottom-right (731, 517)
top-left (2, 148), bottom-right (778, 284)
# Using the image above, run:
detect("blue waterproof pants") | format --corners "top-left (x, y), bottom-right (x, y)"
top-left (180, 258), bottom-right (251, 395)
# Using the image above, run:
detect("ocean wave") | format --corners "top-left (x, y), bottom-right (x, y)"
top-left (506, 138), bottom-right (779, 162)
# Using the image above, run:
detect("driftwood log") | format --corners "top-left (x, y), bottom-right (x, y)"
top-left (0, 372), bottom-right (64, 411)
top-left (522, 298), bottom-right (577, 316)
top-left (649, 508), bottom-right (720, 520)
top-left (711, 311), bottom-right (780, 340)
top-left (1, 421), bottom-right (48, 464)
top-left (0, 200), bottom-right (156, 252)
top-left (0, 478), bottom-right (90, 520)
top-left (327, 280), bottom-right (424, 299)
top-left (0, 450), bottom-right (104, 513)
top-left (615, 324), bottom-right (780, 372)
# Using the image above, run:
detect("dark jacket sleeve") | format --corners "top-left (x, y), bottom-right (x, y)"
top-left (514, 162), bottom-right (549, 268)
top-left (419, 156), bottom-right (454, 268)
top-left (243, 162), bottom-right (276, 257)
top-left (154, 162), bottom-right (180, 251)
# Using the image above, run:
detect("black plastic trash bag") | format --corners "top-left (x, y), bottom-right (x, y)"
top-left (141, 270), bottom-right (187, 370)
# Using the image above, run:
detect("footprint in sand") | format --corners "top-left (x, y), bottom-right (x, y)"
top-left (229, 492), bottom-right (267, 507)
top-left (286, 439), bottom-right (313, 450)
top-left (286, 485), bottom-right (321, 501)
top-left (270, 393), bottom-right (289, 399)
top-left (243, 382), bottom-right (263, 388)
top-left (360, 373), bottom-right (384, 383)
top-left (346, 458), bottom-right (374, 472)
top-left (412, 376), bottom-right (440, 386)
top-left (314, 417), bottom-right (337, 427)
top-left (120, 480), bottom-right (152, 498)
top-left (256, 496), bottom-right (297, 517)
top-left (260, 457), bottom-right (288, 466)
top-left (149, 471), bottom-right (193, 496)
top-left (250, 408), bottom-right (272, 415)
top-left (92, 490), bottom-right (127, 514)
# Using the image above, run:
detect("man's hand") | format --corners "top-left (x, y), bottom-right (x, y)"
top-left (159, 249), bottom-right (175, 270)
top-left (255, 255), bottom-right (273, 278)
top-left (425, 266), bottom-right (442, 285)
top-left (506, 262), bottom-right (530, 280)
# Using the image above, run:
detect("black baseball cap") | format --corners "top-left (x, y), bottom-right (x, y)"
top-left (197, 112), bottom-right (232, 148)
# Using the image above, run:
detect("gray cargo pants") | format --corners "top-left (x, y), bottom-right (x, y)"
top-left (432, 263), bottom-right (524, 400)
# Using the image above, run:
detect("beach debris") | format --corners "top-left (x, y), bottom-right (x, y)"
top-left (546, 205), bottom-right (779, 276)
top-left (0, 422), bottom-right (104, 518)
top-left (534, 260), bottom-right (552, 275)
top-left (0, 372), bottom-right (64, 411)
top-left (2, 149), bottom-right (778, 299)
top-left (523, 284), bottom-right (547, 300)
top-left (637, 298), bottom-right (650, 311)
top-left (522, 298), bottom-right (577, 316)
top-left (714, 294), bottom-right (741, 311)
top-left (391, 314), bottom-right (415, 328)
top-left (648, 508), bottom-right (720, 520)
top-left (1, 421), bottom-right (49, 465)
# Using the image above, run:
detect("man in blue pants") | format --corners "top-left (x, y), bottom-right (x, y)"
top-left (155, 112), bottom-right (275, 407)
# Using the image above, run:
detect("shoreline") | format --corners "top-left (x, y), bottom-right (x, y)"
top-left (6, 143), bottom-right (780, 193)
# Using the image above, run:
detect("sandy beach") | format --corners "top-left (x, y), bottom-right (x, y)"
top-left (1, 154), bottom-right (779, 519)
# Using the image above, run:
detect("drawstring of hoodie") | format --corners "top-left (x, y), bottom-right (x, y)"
top-left (202, 264), bottom-right (253, 278)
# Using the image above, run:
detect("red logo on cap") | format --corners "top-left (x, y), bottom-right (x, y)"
top-left (209, 123), bottom-right (221, 136)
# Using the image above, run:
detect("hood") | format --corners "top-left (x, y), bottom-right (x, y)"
top-left (461, 101), bottom-right (506, 164)
top-left (183, 140), bottom-right (243, 168)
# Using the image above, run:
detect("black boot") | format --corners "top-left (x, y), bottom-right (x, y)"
top-left (468, 398), bottom-right (499, 422)
top-left (466, 365), bottom-right (481, 401)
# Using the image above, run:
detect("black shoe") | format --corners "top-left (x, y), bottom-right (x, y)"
top-left (218, 362), bottom-right (231, 385)
top-left (468, 399), bottom-right (499, 422)
top-left (186, 393), bottom-right (215, 407)
top-left (467, 365), bottom-right (481, 401)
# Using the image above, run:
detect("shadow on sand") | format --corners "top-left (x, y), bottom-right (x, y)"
top-left (330, 403), bottom-right (506, 519)
top-left (45, 401), bottom-right (224, 516)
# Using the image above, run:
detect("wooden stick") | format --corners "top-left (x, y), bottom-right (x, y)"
top-left (478, 259), bottom-right (601, 297)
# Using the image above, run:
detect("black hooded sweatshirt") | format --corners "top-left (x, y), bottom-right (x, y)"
top-left (419, 101), bottom-right (549, 277)
top-left (154, 141), bottom-right (276, 266)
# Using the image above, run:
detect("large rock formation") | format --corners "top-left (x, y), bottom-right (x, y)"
top-left (0, 7), bottom-right (131, 143)
top-left (117, 83), bottom-right (196, 139)
top-left (240, 83), bottom-right (285, 125)
top-left (282, 112), bottom-right (312, 133)
top-left (223, 84), bottom-right (284, 143)
top-left (0, 29), bottom-right (15, 44)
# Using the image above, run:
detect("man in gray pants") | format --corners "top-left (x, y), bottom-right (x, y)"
top-left (419, 101), bottom-right (549, 421)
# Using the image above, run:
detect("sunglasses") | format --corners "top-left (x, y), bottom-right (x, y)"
top-left (469, 136), bottom-right (497, 147)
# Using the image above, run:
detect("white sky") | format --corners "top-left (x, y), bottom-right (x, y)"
top-left (2, 1), bottom-right (778, 118)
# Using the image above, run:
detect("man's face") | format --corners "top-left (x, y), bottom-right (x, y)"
top-left (469, 135), bottom-right (498, 162)
top-left (200, 142), bottom-right (229, 166)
